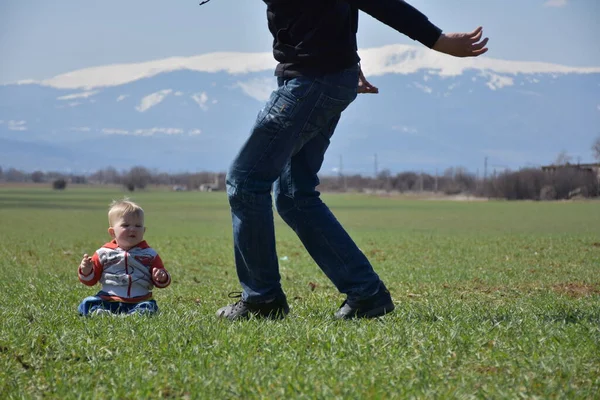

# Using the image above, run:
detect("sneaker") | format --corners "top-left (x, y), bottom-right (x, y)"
top-left (334, 283), bottom-right (395, 319)
top-left (216, 292), bottom-right (290, 320)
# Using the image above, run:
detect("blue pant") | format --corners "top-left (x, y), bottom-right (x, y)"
top-left (226, 64), bottom-right (382, 304)
top-left (78, 295), bottom-right (158, 316)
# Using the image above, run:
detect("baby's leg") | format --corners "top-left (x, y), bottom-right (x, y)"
top-left (78, 296), bottom-right (112, 316)
top-left (127, 300), bottom-right (159, 315)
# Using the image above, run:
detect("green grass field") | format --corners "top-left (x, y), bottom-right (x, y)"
top-left (1, 186), bottom-right (599, 399)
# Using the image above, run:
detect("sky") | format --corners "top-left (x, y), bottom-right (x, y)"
top-left (1, 0), bottom-right (599, 84)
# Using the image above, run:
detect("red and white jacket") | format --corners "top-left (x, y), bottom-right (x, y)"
top-left (78, 240), bottom-right (171, 302)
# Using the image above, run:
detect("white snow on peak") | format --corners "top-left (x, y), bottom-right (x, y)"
top-left (191, 92), bottom-right (209, 110)
top-left (135, 89), bottom-right (172, 112)
top-left (8, 120), bottom-right (27, 131)
top-left (70, 127), bottom-right (92, 132)
top-left (358, 44), bottom-right (600, 77)
top-left (236, 78), bottom-right (277, 102)
top-left (358, 44), bottom-right (600, 90)
top-left (101, 127), bottom-right (186, 136)
top-left (133, 128), bottom-right (184, 136)
top-left (412, 82), bottom-right (433, 94)
top-left (102, 128), bottom-right (129, 135)
top-left (480, 72), bottom-right (514, 90)
top-left (56, 90), bottom-right (99, 100)
top-left (40, 52), bottom-right (275, 90)
top-left (9, 45), bottom-right (600, 91)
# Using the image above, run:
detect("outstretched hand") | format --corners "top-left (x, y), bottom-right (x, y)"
top-left (433, 26), bottom-right (489, 58)
top-left (153, 268), bottom-right (168, 284)
top-left (79, 254), bottom-right (93, 275)
top-left (358, 67), bottom-right (379, 94)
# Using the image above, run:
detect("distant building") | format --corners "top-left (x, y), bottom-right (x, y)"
top-left (541, 162), bottom-right (600, 198)
top-left (541, 162), bottom-right (600, 179)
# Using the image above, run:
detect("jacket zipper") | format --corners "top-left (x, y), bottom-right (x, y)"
top-left (125, 251), bottom-right (132, 297)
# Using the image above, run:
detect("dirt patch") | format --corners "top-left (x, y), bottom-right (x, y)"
top-left (552, 283), bottom-right (600, 298)
top-left (475, 365), bottom-right (502, 375)
top-left (440, 281), bottom-right (600, 298)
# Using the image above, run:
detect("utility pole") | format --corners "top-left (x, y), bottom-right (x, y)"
top-left (339, 155), bottom-right (347, 192)
top-left (339, 154), bottom-right (343, 189)
top-left (374, 153), bottom-right (378, 178)
top-left (484, 156), bottom-right (488, 182)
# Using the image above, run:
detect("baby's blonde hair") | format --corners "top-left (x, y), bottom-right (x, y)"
top-left (108, 198), bottom-right (144, 226)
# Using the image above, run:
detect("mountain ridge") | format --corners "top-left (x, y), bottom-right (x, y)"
top-left (7, 44), bottom-right (600, 90)
top-left (1, 45), bottom-right (598, 174)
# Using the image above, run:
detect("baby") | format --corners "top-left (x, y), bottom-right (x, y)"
top-left (77, 199), bottom-right (171, 316)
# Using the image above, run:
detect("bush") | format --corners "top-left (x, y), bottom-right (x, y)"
top-left (52, 179), bottom-right (67, 190)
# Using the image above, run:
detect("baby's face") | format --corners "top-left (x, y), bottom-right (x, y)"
top-left (109, 213), bottom-right (145, 250)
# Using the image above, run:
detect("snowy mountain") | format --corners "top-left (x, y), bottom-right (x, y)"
top-left (1, 44), bottom-right (599, 175)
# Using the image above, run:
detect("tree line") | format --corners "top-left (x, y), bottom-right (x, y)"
top-left (1, 160), bottom-right (598, 201)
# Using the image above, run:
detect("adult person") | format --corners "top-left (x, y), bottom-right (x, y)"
top-left (215, 0), bottom-right (489, 320)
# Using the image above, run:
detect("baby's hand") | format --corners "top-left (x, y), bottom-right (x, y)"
top-left (153, 268), bottom-right (168, 284)
top-left (79, 254), bottom-right (93, 275)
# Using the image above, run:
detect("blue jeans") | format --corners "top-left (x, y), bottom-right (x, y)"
top-left (226, 65), bottom-right (383, 303)
top-left (78, 294), bottom-right (158, 316)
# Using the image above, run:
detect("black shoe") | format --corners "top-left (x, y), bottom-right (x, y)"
top-left (216, 292), bottom-right (290, 320)
top-left (334, 283), bottom-right (395, 319)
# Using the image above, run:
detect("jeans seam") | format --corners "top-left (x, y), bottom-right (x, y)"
top-left (292, 203), bottom-right (349, 273)
top-left (238, 96), bottom-right (288, 198)
top-left (239, 88), bottom-right (323, 196)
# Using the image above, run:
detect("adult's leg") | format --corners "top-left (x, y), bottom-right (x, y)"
top-left (274, 67), bottom-right (383, 302)
top-left (227, 72), bottom-right (332, 303)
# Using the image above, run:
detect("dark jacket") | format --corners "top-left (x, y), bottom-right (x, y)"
top-left (263, 0), bottom-right (442, 77)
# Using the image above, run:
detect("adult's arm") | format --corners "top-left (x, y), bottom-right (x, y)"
top-left (345, 0), bottom-right (442, 48)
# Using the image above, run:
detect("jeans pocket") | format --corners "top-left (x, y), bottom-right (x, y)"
top-left (302, 93), bottom-right (353, 140)
top-left (281, 76), bottom-right (316, 101)
top-left (255, 91), bottom-right (297, 135)
top-left (319, 92), bottom-right (354, 112)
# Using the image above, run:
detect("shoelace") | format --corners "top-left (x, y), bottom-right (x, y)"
top-left (227, 291), bottom-right (243, 299)
top-left (226, 291), bottom-right (246, 311)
